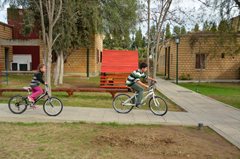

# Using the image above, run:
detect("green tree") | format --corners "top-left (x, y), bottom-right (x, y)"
top-left (203, 21), bottom-right (211, 31)
top-left (142, 36), bottom-right (146, 47)
top-left (102, 0), bottom-right (138, 49)
top-left (149, 25), bottom-right (156, 48)
top-left (165, 23), bottom-right (171, 39)
top-left (173, 26), bottom-right (181, 35)
top-left (218, 19), bottom-right (231, 32)
top-left (193, 23), bottom-right (200, 32)
top-left (135, 28), bottom-right (143, 48)
top-left (180, 26), bottom-right (187, 35)
top-left (210, 22), bottom-right (217, 32)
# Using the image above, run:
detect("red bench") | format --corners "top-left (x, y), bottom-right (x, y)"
top-left (0, 87), bottom-right (128, 98)
top-left (100, 73), bottom-right (129, 89)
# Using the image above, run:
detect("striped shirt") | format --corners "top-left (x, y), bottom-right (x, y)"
top-left (126, 69), bottom-right (148, 86)
top-left (30, 72), bottom-right (45, 88)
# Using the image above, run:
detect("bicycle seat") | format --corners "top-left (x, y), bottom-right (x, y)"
top-left (23, 87), bottom-right (32, 91)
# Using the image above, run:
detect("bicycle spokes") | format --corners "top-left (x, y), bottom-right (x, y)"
top-left (43, 97), bottom-right (63, 116)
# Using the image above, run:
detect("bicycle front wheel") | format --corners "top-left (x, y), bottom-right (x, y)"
top-left (43, 97), bottom-right (63, 116)
top-left (149, 96), bottom-right (168, 116)
top-left (112, 94), bottom-right (134, 114)
top-left (8, 95), bottom-right (27, 114)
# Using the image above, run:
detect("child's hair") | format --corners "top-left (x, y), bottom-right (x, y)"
top-left (140, 62), bottom-right (148, 69)
top-left (38, 64), bottom-right (45, 72)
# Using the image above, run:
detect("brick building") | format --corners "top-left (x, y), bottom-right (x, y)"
top-left (158, 33), bottom-right (240, 80)
top-left (0, 8), bottom-right (103, 77)
top-left (0, 22), bottom-right (13, 73)
top-left (63, 34), bottom-right (103, 76)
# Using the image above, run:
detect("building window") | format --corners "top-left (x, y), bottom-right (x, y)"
top-left (97, 49), bottom-right (100, 63)
top-left (12, 54), bottom-right (32, 71)
top-left (196, 54), bottom-right (206, 69)
top-left (100, 51), bottom-right (102, 63)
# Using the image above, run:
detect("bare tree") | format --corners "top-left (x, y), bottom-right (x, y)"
top-left (151, 0), bottom-right (173, 79)
top-left (37, 0), bottom-right (63, 94)
top-left (146, 0), bottom-right (151, 72)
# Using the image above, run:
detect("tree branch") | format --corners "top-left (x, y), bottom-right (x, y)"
top-left (52, 0), bottom-right (62, 27)
top-left (233, 0), bottom-right (240, 9)
top-left (52, 33), bottom-right (61, 47)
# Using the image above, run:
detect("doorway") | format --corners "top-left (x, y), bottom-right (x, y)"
top-left (4, 47), bottom-right (9, 71)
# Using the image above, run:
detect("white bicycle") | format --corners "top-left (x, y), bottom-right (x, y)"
top-left (112, 82), bottom-right (168, 116)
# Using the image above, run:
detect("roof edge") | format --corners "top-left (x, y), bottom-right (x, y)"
top-left (0, 21), bottom-right (13, 28)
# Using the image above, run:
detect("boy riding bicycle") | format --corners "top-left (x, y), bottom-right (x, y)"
top-left (126, 62), bottom-right (156, 107)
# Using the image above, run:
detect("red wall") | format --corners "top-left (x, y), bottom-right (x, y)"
top-left (13, 46), bottom-right (40, 70)
top-left (7, 8), bottom-right (39, 39)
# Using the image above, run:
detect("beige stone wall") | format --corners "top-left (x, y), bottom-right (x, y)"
top-left (94, 34), bottom-right (103, 75)
top-left (231, 16), bottom-right (240, 32)
top-left (158, 34), bottom-right (240, 80)
top-left (0, 23), bottom-right (13, 72)
top-left (64, 34), bottom-right (103, 76)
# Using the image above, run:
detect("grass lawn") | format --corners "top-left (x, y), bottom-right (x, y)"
top-left (0, 122), bottom-right (239, 159)
top-left (0, 75), bottom-right (100, 88)
top-left (0, 75), bottom-right (182, 111)
top-left (179, 82), bottom-right (240, 109)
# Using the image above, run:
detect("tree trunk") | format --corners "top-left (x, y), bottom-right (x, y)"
top-left (54, 52), bottom-right (60, 86)
top-left (59, 51), bottom-right (64, 84)
top-left (39, 0), bottom-right (62, 95)
top-left (146, 0), bottom-right (151, 73)
top-left (47, 48), bottom-right (52, 95)
top-left (156, 46), bottom-right (163, 74)
top-left (153, 0), bottom-right (172, 79)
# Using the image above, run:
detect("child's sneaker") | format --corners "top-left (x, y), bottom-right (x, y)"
top-left (29, 105), bottom-right (37, 109)
top-left (28, 96), bottom-right (34, 103)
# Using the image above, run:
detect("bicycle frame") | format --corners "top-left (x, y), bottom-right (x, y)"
top-left (123, 86), bottom-right (159, 106)
top-left (25, 85), bottom-right (50, 105)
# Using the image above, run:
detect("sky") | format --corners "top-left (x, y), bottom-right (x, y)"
top-left (0, 0), bottom-right (203, 24)
top-left (0, 4), bottom-right (8, 23)
top-left (0, 0), bottom-right (234, 32)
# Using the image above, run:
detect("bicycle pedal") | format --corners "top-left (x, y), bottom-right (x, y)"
top-left (135, 106), bottom-right (141, 109)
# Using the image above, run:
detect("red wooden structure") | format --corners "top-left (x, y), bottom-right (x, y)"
top-left (100, 50), bottom-right (138, 88)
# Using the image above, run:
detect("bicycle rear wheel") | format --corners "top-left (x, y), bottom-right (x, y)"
top-left (43, 97), bottom-right (63, 116)
top-left (8, 95), bottom-right (28, 114)
top-left (112, 94), bottom-right (134, 114)
top-left (149, 96), bottom-right (168, 116)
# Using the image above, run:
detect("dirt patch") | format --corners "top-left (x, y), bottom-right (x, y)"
top-left (92, 126), bottom-right (240, 159)
top-left (95, 134), bottom-right (176, 147)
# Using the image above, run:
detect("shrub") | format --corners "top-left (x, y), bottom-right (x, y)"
top-left (179, 73), bottom-right (192, 80)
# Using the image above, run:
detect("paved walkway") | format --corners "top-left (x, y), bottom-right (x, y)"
top-left (0, 78), bottom-right (239, 149)
top-left (0, 105), bottom-right (197, 125)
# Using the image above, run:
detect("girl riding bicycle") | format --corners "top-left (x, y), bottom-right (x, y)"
top-left (28, 64), bottom-right (47, 103)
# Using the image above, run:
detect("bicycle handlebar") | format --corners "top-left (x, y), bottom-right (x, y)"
top-left (148, 81), bottom-right (157, 90)
top-left (149, 81), bottom-right (157, 87)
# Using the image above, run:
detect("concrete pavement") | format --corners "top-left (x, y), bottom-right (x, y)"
top-left (0, 105), bottom-right (197, 125)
